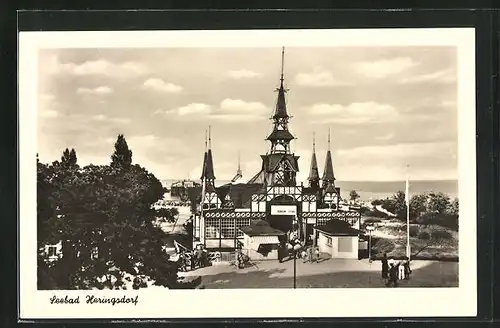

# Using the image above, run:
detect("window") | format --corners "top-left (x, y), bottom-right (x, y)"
top-left (235, 218), bottom-right (251, 237)
top-left (220, 219), bottom-right (235, 239)
top-left (338, 237), bottom-right (353, 252)
top-left (326, 237), bottom-right (332, 247)
top-left (205, 218), bottom-right (220, 239)
top-left (47, 246), bottom-right (57, 257)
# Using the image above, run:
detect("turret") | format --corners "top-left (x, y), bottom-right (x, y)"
top-left (308, 132), bottom-right (320, 189)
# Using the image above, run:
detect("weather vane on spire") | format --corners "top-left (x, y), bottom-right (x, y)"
top-left (204, 129), bottom-right (208, 151)
top-left (327, 128), bottom-right (331, 150)
top-left (313, 132), bottom-right (316, 152)
top-left (280, 46), bottom-right (285, 84)
top-left (208, 125), bottom-right (212, 149)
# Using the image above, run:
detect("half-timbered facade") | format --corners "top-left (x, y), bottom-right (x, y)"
top-left (188, 47), bottom-right (361, 254)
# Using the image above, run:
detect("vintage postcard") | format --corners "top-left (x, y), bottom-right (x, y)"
top-left (19, 28), bottom-right (476, 319)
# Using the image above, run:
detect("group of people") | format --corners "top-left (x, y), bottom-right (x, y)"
top-left (177, 245), bottom-right (210, 272)
top-left (381, 253), bottom-right (412, 287)
top-left (301, 246), bottom-right (321, 263)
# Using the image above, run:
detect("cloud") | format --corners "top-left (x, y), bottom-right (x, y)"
top-left (227, 69), bottom-right (263, 79)
top-left (142, 78), bottom-right (183, 93)
top-left (40, 109), bottom-right (59, 118)
top-left (294, 67), bottom-right (351, 87)
top-left (157, 99), bottom-right (269, 122)
top-left (168, 103), bottom-right (213, 116)
top-left (90, 114), bottom-right (131, 124)
top-left (58, 59), bottom-right (148, 77)
top-left (76, 86), bottom-right (113, 95)
top-left (306, 101), bottom-right (399, 125)
top-left (355, 57), bottom-right (417, 79)
top-left (217, 99), bottom-right (268, 115)
top-left (399, 69), bottom-right (456, 84)
top-left (333, 141), bottom-right (458, 180)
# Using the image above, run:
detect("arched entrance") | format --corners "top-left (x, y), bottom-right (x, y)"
top-left (266, 194), bottom-right (300, 242)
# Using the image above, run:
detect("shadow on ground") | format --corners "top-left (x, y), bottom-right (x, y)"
top-left (199, 261), bottom-right (458, 289)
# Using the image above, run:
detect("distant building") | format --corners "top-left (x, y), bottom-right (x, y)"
top-left (187, 48), bottom-right (362, 259)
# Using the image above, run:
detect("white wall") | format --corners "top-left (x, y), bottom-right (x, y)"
top-left (318, 233), bottom-right (359, 259)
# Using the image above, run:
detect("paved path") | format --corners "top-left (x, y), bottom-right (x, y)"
top-left (180, 258), bottom-right (458, 289)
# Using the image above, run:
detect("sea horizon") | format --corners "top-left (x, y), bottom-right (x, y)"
top-left (160, 178), bottom-right (458, 201)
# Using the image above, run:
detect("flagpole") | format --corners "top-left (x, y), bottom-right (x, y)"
top-left (405, 165), bottom-right (411, 260)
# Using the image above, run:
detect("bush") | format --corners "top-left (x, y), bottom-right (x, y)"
top-left (371, 238), bottom-right (395, 255)
top-left (432, 229), bottom-right (453, 240)
top-left (418, 231), bottom-right (430, 240)
top-left (409, 225), bottom-right (419, 237)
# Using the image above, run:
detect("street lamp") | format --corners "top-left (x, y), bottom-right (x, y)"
top-left (287, 238), bottom-right (303, 289)
top-left (366, 225), bottom-right (375, 262)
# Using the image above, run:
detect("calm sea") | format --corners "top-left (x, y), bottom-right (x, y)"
top-left (160, 179), bottom-right (458, 201)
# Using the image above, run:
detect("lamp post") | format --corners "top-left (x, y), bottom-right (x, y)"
top-left (366, 225), bottom-right (375, 262)
top-left (287, 238), bottom-right (302, 289)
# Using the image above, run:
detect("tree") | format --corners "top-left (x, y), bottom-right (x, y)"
top-left (349, 190), bottom-right (360, 202)
top-left (427, 192), bottom-right (450, 214)
top-left (37, 152), bottom-right (179, 289)
top-left (409, 193), bottom-right (428, 220)
top-left (111, 134), bottom-right (133, 169)
top-left (394, 191), bottom-right (406, 220)
top-left (449, 197), bottom-right (459, 217)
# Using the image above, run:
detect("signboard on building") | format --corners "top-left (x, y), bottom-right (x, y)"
top-left (271, 205), bottom-right (297, 215)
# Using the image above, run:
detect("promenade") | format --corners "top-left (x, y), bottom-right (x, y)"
top-left (180, 257), bottom-right (458, 289)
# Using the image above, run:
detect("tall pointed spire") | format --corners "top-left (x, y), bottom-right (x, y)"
top-left (205, 125), bottom-right (215, 182)
top-left (273, 46), bottom-right (290, 120)
top-left (267, 46), bottom-right (294, 152)
top-left (322, 128), bottom-right (336, 190)
top-left (308, 132), bottom-right (320, 189)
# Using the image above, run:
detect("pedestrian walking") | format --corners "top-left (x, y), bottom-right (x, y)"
top-left (315, 247), bottom-right (320, 263)
top-left (386, 260), bottom-right (398, 287)
top-left (381, 253), bottom-right (389, 279)
top-left (404, 256), bottom-right (412, 279)
top-left (398, 259), bottom-right (406, 280)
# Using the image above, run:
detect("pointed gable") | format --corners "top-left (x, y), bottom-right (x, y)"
top-left (322, 150), bottom-right (335, 182)
top-left (308, 152), bottom-right (320, 182)
top-left (273, 82), bottom-right (289, 119)
top-left (205, 149), bottom-right (215, 180)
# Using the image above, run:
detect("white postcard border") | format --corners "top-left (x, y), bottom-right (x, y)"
top-left (19, 28), bottom-right (476, 319)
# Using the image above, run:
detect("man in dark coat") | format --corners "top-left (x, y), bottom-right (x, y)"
top-left (386, 261), bottom-right (399, 287)
top-left (381, 253), bottom-right (389, 278)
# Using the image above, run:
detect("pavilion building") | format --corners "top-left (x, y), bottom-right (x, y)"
top-left (188, 47), bottom-right (361, 259)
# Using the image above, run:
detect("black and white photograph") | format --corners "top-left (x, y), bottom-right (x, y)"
top-left (19, 28), bottom-right (477, 319)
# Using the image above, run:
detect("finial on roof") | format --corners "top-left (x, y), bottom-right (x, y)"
top-left (313, 132), bottom-right (316, 152)
top-left (204, 129), bottom-right (208, 151)
top-left (208, 125), bottom-right (212, 149)
top-left (280, 46), bottom-right (285, 84)
top-left (328, 127), bottom-right (331, 150)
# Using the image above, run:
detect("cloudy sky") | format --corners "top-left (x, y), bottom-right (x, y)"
top-left (37, 46), bottom-right (457, 182)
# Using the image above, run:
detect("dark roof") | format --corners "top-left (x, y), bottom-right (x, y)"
top-left (240, 220), bottom-right (285, 236)
top-left (266, 129), bottom-right (295, 141)
top-left (228, 183), bottom-right (263, 208)
top-left (247, 170), bottom-right (266, 184)
top-left (314, 219), bottom-right (360, 236)
top-left (308, 152), bottom-right (320, 181)
top-left (273, 83), bottom-right (289, 119)
top-left (261, 153), bottom-right (299, 172)
top-left (322, 150), bottom-right (335, 181)
top-left (205, 149), bottom-right (216, 180)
